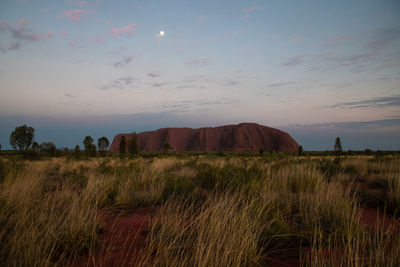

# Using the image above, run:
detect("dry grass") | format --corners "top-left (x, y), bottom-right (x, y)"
top-left (0, 155), bottom-right (399, 266)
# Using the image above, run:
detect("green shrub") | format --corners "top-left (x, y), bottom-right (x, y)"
top-left (161, 176), bottom-right (196, 201)
top-left (318, 159), bottom-right (343, 180)
top-left (194, 163), bottom-right (218, 191)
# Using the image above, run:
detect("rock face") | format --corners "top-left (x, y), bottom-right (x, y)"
top-left (109, 123), bottom-right (299, 152)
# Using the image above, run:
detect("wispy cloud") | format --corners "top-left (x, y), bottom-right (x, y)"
top-left (157, 98), bottom-right (236, 112)
top-left (367, 25), bottom-right (400, 50)
top-left (197, 16), bottom-right (206, 25)
top-left (0, 20), bottom-right (53, 52)
top-left (331, 95), bottom-right (400, 109)
top-left (64, 94), bottom-right (76, 98)
top-left (16, 18), bottom-right (28, 26)
top-left (185, 58), bottom-right (211, 68)
top-left (310, 26), bottom-right (400, 73)
top-left (298, 118), bottom-right (400, 130)
top-left (111, 55), bottom-right (133, 68)
top-left (65, 9), bottom-right (84, 22)
top-left (111, 23), bottom-right (136, 37)
top-left (74, 1), bottom-right (87, 7)
top-left (324, 34), bottom-right (349, 42)
top-left (152, 82), bottom-right (168, 87)
top-left (268, 81), bottom-right (296, 87)
top-left (99, 76), bottom-right (137, 90)
top-left (147, 72), bottom-right (162, 78)
top-left (226, 80), bottom-right (238, 86)
top-left (240, 6), bottom-right (261, 18)
top-left (282, 54), bottom-right (307, 67)
top-left (309, 51), bottom-right (375, 72)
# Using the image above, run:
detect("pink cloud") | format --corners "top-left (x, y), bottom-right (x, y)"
top-left (282, 54), bottom-right (307, 67)
top-left (69, 41), bottom-right (76, 47)
top-left (241, 6), bottom-right (261, 17)
top-left (75, 1), bottom-right (87, 6)
top-left (111, 23), bottom-right (136, 37)
top-left (325, 34), bottom-right (349, 41)
top-left (0, 21), bottom-right (53, 52)
top-left (41, 8), bottom-right (51, 14)
top-left (197, 16), bottom-right (206, 25)
top-left (60, 31), bottom-right (67, 38)
top-left (65, 9), bottom-right (84, 22)
top-left (17, 18), bottom-right (28, 26)
top-left (112, 55), bottom-right (133, 68)
top-left (92, 35), bottom-right (103, 42)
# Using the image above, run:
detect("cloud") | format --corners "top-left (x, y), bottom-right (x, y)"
top-left (240, 6), bottom-right (261, 18)
top-left (152, 82), bottom-right (168, 87)
top-left (100, 76), bottom-right (137, 90)
top-left (299, 119), bottom-right (400, 130)
top-left (268, 81), bottom-right (296, 87)
top-left (367, 25), bottom-right (400, 50)
top-left (0, 20), bottom-right (53, 52)
top-left (157, 98), bottom-right (236, 112)
top-left (331, 95), bottom-right (400, 109)
top-left (185, 58), bottom-right (211, 68)
top-left (329, 52), bottom-right (375, 67)
top-left (64, 94), bottom-right (76, 98)
top-left (65, 9), bottom-right (84, 22)
top-left (324, 34), bottom-right (348, 42)
top-left (16, 18), bottom-right (28, 26)
top-left (147, 72), bottom-right (162, 78)
top-left (309, 51), bottom-right (375, 72)
top-left (1, 42), bottom-right (21, 52)
top-left (111, 55), bottom-right (133, 68)
top-left (111, 23), bottom-right (136, 37)
top-left (197, 16), bottom-right (206, 25)
top-left (68, 40), bottom-right (76, 47)
top-left (92, 34), bottom-right (103, 43)
top-left (310, 26), bottom-right (400, 73)
top-left (226, 80), bottom-right (238, 86)
top-left (74, 1), bottom-right (87, 6)
top-left (282, 54), bottom-right (307, 67)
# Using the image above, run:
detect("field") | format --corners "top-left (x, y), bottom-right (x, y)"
top-left (0, 153), bottom-right (399, 266)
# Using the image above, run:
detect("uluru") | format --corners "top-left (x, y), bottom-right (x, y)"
top-left (110, 123), bottom-right (299, 152)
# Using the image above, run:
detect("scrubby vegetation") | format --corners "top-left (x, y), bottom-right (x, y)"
top-left (0, 154), bottom-right (399, 266)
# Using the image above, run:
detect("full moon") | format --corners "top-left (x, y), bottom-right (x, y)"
top-left (160, 30), bottom-right (165, 36)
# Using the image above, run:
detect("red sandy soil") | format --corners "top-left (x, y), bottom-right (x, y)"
top-left (353, 181), bottom-right (400, 233)
top-left (73, 181), bottom-right (399, 266)
top-left (76, 207), bottom-right (157, 267)
top-left (263, 251), bottom-right (300, 267)
top-left (109, 122), bottom-right (299, 153)
top-left (360, 208), bottom-right (400, 233)
top-left (73, 205), bottom-right (399, 267)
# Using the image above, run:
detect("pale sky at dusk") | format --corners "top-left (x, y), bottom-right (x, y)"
top-left (1, 0), bottom-right (399, 150)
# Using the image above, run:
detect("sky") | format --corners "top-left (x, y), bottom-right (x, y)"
top-left (0, 0), bottom-right (399, 151)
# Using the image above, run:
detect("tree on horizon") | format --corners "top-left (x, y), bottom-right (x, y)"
top-left (298, 145), bottom-right (303, 156)
top-left (40, 142), bottom-right (56, 156)
top-left (98, 137), bottom-right (110, 156)
top-left (83, 136), bottom-right (96, 157)
top-left (10, 125), bottom-right (35, 151)
top-left (74, 145), bottom-right (81, 159)
top-left (334, 137), bottom-right (342, 154)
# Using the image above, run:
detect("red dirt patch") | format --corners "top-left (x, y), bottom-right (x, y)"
top-left (360, 207), bottom-right (400, 234)
top-left (76, 207), bottom-right (157, 266)
top-left (263, 251), bottom-right (300, 267)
